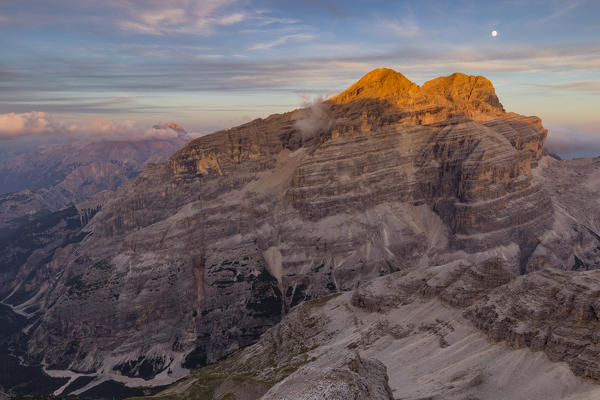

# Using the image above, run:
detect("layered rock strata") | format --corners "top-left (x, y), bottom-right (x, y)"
top-left (148, 259), bottom-right (600, 400)
top-left (15, 68), bottom-right (592, 384)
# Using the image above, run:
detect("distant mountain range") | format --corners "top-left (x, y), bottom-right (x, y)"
top-left (0, 124), bottom-right (191, 231)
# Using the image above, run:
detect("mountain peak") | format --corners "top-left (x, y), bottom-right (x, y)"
top-left (328, 68), bottom-right (504, 116)
top-left (329, 68), bottom-right (418, 104)
top-left (420, 72), bottom-right (504, 113)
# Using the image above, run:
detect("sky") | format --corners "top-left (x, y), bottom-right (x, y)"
top-left (0, 0), bottom-right (599, 156)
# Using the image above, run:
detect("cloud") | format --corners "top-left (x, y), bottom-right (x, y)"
top-left (545, 122), bottom-right (600, 159)
top-left (254, 15), bottom-right (299, 26)
top-left (2, 3), bottom-right (600, 132)
top-left (0, 111), bottom-right (189, 141)
top-left (378, 18), bottom-right (421, 38)
top-left (145, 122), bottom-right (189, 139)
top-left (217, 13), bottom-right (244, 25)
top-left (0, 112), bottom-right (63, 139)
top-left (287, 0), bottom-right (350, 18)
top-left (248, 34), bottom-right (314, 51)
top-left (117, 0), bottom-right (244, 36)
top-left (8, 40), bottom-right (599, 101)
top-left (293, 96), bottom-right (335, 140)
top-left (528, 81), bottom-right (600, 92)
top-left (535, 1), bottom-right (581, 24)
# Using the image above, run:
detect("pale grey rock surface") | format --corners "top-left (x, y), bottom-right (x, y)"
top-left (262, 352), bottom-right (394, 400)
top-left (3, 69), bottom-right (600, 398)
top-left (152, 259), bottom-right (600, 400)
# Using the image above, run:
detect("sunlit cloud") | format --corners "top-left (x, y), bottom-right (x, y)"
top-left (0, 111), bottom-right (189, 141)
top-left (117, 0), bottom-right (244, 36)
top-left (0, 111), bottom-right (62, 139)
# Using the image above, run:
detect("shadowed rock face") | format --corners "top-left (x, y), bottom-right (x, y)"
top-left (16, 68), bottom-right (597, 385)
top-left (0, 205), bottom-right (87, 311)
top-left (148, 259), bottom-right (600, 400)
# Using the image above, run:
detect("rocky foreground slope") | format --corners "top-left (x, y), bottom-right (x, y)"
top-left (141, 258), bottom-right (600, 400)
top-left (4, 68), bottom-right (600, 397)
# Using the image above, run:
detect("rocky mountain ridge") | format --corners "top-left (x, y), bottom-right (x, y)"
top-left (329, 68), bottom-right (505, 120)
top-left (146, 258), bottom-right (600, 400)
top-left (2, 68), bottom-right (600, 398)
top-left (27, 69), bottom-right (552, 373)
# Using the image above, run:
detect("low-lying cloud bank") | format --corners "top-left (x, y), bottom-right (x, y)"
top-left (0, 111), bottom-right (191, 141)
top-left (545, 122), bottom-right (600, 159)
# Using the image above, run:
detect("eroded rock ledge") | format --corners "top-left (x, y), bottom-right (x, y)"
top-left (150, 258), bottom-right (600, 400)
top-left (17, 68), bottom-right (599, 385)
top-left (353, 259), bottom-right (600, 382)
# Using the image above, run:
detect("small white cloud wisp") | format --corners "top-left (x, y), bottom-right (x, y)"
top-left (293, 96), bottom-right (336, 140)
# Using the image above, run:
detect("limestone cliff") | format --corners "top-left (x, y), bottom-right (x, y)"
top-left (148, 259), bottom-right (600, 400)
top-left (7, 69), bottom-right (598, 392)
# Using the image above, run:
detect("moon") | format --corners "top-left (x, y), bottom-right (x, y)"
top-left (491, 30), bottom-right (498, 37)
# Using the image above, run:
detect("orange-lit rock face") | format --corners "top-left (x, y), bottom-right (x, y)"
top-left (285, 69), bottom-right (549, 239)
top-left (26, 68), bottom-right (570, 381)
top-left (329, 68), bottom-right (504, 121)
top-left (328, 68), bottom-right (420, 106)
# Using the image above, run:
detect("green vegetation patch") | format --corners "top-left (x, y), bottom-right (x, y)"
top-left (304, 292), bottom-right (342, 309)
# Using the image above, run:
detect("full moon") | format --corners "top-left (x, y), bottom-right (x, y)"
top-left (491, 30), bottom-right (498, 37)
